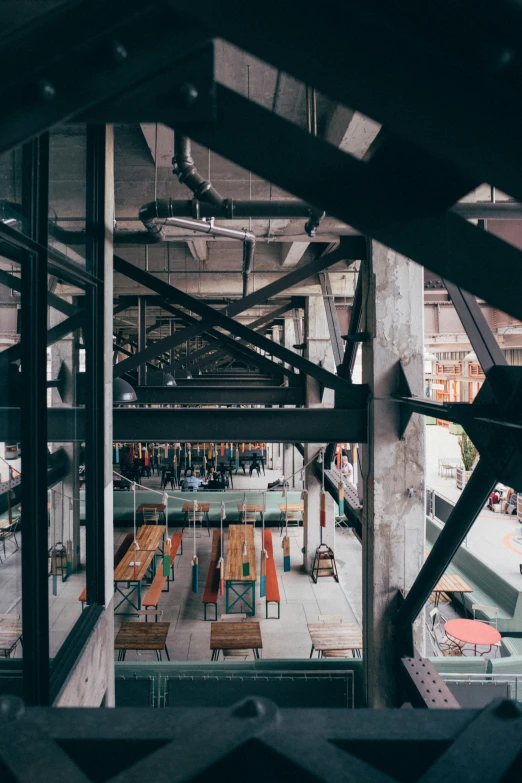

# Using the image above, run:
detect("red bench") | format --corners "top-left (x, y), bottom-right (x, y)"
top-left (263, 530), bottom-right (280, 619)
top-left (143, 566), bottom-right (168, 619)
top-left (79, 532), bottom-right (135, 609)
top-left (168, 532), bottom-right (183, 580)
top-left (203, 531), bottom-right (222, 621)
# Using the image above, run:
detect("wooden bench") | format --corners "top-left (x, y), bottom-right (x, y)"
top-left (203, 531), bottom-right (222, 621)
top-left (263, 530), bottom-right (280, 619)
top-left (168, 532), bottom-right (183, 581)
top-left (143, 567), bottom-right (168, 619)
top-left (79, 532), bottom-right (135, 608)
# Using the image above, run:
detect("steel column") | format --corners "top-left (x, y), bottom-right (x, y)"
top-left (20, 134), bottom-right (50, 706)
top-left (137, 296), bottom-right (147, 385)
top-left (319, 271), bottom-right (344, 368)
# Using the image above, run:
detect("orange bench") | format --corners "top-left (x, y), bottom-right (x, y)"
top-left (79, 533), bottom-right (135, 610)
top-left (203, 531), bottom-right (222, 621)
top-left (143, 567), bottom-right (168, 620)
top-left (263, 530), bottom-right (280, 619)
top-left (168, 532), bottom-right (183, 580)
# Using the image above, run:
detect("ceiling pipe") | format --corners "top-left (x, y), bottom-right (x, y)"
top-left (139, 205), bottom-right (256, 296)
top-left (172, 136), bottom-right (225, 208)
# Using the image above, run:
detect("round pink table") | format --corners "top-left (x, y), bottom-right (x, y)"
top-left (444, 618), bottom-right (501, 655)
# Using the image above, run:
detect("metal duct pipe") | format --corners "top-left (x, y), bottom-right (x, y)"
top-left (172, 136), bottom-right (225, 207)
top-left (165, 215), bottom-right (256, 297)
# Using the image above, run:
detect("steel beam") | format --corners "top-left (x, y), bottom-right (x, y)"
top-left (319, 271), bottom-right (344, 367)
top-left (0, 406), bottom-right (367, 443)
top-left (113, 255), bottom-right (367, 399)
top-left (0, 1), bottom-right (212, 155)
top-left (5, 310), bottom-right (84, 364)
top-left (134, 385), bottom-right (305, 405)
top-left (180, 85), bottom-right (522, 321)
top-left (340, 267), bottom-right (364, 380)
top-left (137, 296), bottom-right (146, 385)
top-left (171, 0), bottom-right (522, 207)
top-left (396, 459), bottom-right (497, 632)
top-left (0, 267), bottom-right (79, 318)
top-left (113, 241), bottom-right (360, 377)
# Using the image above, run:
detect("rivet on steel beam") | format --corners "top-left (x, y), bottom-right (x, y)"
top-left (0, 695), bottom-right (25, 723)
top-left (179, 82), bottom-right (199, 106)
top-left (111, 40), bottom-right (128, 63)
top-left (38, 79), bottom-right (56, 101)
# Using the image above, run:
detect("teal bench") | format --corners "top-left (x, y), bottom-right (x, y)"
top-left (426, 517), bottom-right (522, 634)
top-left (488, 654), bottom-right (522, 675)
top-left (429, 656), bottom-right (487, 674)
top-left (500, 637), bottom-right (522, 658)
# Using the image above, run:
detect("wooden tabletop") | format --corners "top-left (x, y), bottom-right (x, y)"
top-left (114, 621), bottom-right (170, 650)
top-left (0, 517), bottom-right (19, 531)
top-left (136, 525), bottom-right (165, 551)
top-left (225, 524), bottom-right (256, 581)
top-left (210, 621), bottom-right (262, 651)
top-left (433, 574), bottom-right (472, 594)
top-left (279, 503), bottom-right (304, 513)
top-left (114, 547), bottom-right (155, 582)
top-left (308, 623), bottom-right (363, 652)
top-left (182, 502), bottom-right (210, 512)
top-left (237, 504), bottom-right (264, 514)
top-left (137, 503), bottom-right (166, 513)
top-left (0, 622), bottom-right (22, 652)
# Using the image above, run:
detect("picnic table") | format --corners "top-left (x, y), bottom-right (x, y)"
top-left (224, 524), bottom-right (256, 615)
top-left (0, 619), bottom-right (22, 658)
top-left (237, 503), bottom-right (264, 526)
top-left (113, 546), bottom-right (156, 615)
top-left (444, 618), bottom-right (501, 656)
top-left (210, 621), bottom-right (262, 660)
top-left (115, 621), bottom-right (170, 661)
top-left (136, 524), bottom-right (165, 553)
top-left (308, 623), bottom-right (363, 658)
top-left (431, 574), bottom-right (472, 607)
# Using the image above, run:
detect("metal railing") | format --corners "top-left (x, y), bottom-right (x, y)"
top-left (440, 672), bottom-right (522, 702)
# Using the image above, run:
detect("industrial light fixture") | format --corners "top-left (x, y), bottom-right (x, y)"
top-left (163, 372), bottom-right (176, 386)
top-left (113, 377), bottom-right (137, 402)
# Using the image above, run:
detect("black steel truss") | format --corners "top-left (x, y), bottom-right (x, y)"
top-left (134, 385), bottom-right (305, 405)
top-left (179, 84), bottom-right (522, 321)
top-left (113, 241), bottom-right (361, 378)
top-left (113, 255), bottom-right (367, 400)
top-left (1, 696), bottom-right (522, 782)
top-left (319, 271), bottom-right (344, 368)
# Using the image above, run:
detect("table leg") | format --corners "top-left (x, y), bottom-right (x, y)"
top-left (310, 645), bottom-right (314, 658)
top-left (164, 644), bottom-right (170, 661)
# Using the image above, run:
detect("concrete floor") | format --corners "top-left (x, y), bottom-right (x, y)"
top-left (2, 426), bottom-right (520, 662)
top-left (113, 467), bottom-right (363, 662)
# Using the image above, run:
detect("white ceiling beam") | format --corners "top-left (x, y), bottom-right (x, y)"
top-left (325, 107), bottom-right (381, 159)
top-left (187, 239), bottom-right (208, 262)
top-left (140, 123), bottom-right (174, 166)
top-left (281, 242), bottom-right (309, 267)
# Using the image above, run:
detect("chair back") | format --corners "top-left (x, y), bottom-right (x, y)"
top-left (221, 614), bottom-right (246, 622)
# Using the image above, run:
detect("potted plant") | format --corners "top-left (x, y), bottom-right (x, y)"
top-left (456, 432), bottom-right (477, 489)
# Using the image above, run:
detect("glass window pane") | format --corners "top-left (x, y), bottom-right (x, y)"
top-left (49, 126), bottom-right (87, 264)
top-left (0, 253), bottom-right (23, 659)
top-left (47, 271), bottom-right (86, 658)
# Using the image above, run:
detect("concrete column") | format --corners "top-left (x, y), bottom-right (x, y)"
top-left (302, 296), bottom-right (336, 572)
top-left (361, 242), bottom-right (425, 708)
top-left (49, 305), bottom-right (81, 571)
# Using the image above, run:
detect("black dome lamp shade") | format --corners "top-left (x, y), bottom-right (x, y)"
top-left (163, 372), bottom-right (176, 386)
top-left (113, 377), bottom-right (137, 402)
